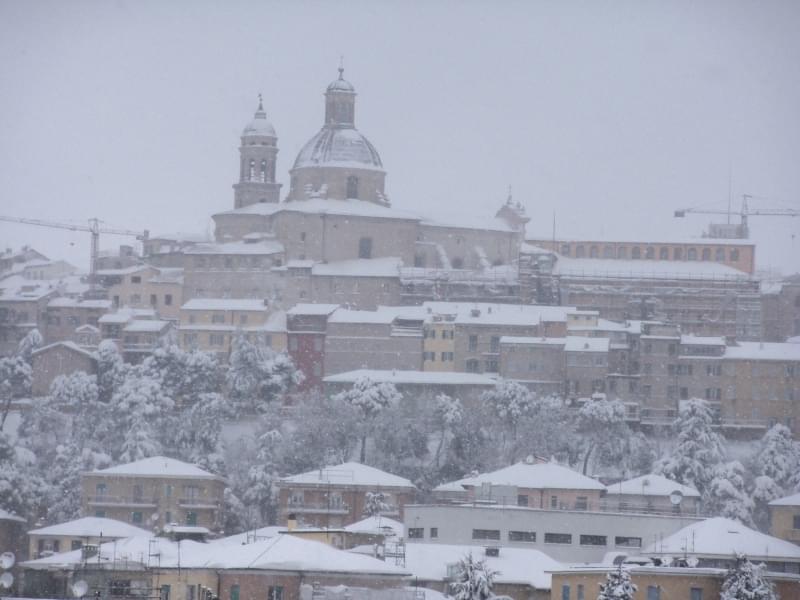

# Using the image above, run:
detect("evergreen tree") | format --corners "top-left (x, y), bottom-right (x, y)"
top-left (751, 475), bottom-right (783, 531)
top-left (432, 393), bottom-right (463, 468)
top-left (481, 380), bottom-right (533, 461)
top-left (111, 373), bottom-right (173, 461)
top-left (577, 398), bottom-right (630, 475)
top-left (174, 392), bottom-right (228, 474)
top-left (0, 432), bottom-right (45, 520)
top-left (721, 555), bottom-right (776, 600)
top-left (754, 424), bottom-right (798, 491)
top-left (242, 417), bottom-right (283, 526)
top-left (705, 461), bottom-right (755, 526)
top-left (597, 564), bottom-right (637, 600)
top-left (333, 376), bottom-right (400, 463)
top-left (363, 491), bottom-right (389, 517)
top-left (655, 398), bottom-right (725, 495)
top-left (95, 340), bottom-right (127, 403)
top-left (17, 328), bottom-right (42, 362)
top-left (451, 552), bottom-right (498, 600)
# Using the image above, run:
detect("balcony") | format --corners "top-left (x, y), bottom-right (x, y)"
top-left (178, 497), bottom-right (220, 509)
top-left (86, 495), bottom-right (158, 507)
top-left (285, 501), bottom-right (351, 515)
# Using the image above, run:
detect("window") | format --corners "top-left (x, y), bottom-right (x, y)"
top-left (589, 245), bottom-right (598, 258)
top-left (730, 248), bottom-right (740, 261)
top-left (414, 253), bottom-right (426, 267)
top-left (645, 246), bottom-right (655, 259)
top-left (468, 335), bottom-right (478, 351)
top-left (358, 237), bottom-right (373, 259)
top-left (268, 587), bottom-right (283, 600)
top-left (577, 584), bottom-right (585, 600)
top-left (688, 248), bottom-right (697, 260)
top-left (133, 484), bottom-right (143, 500)
top-left (673, 247), bottom-right (683, 260)
top-left (485, 360), bottom-right (499, 372)
top-left (423, 352), bottom-right (435, 362)
top-left (300, 231), bottom-right (306, 241)
top-left (603, 246), bottom-right (614, 258)
top-left (186, 512), bottom-right (197, 526)
top-left (465, 359), bottom-right (480, 373)
top-left (715, 248), bottom-right (726, 261)
top-left (71, 540), bottom-right (83, 550)
top-left (617, 246), bottom-right (627, 259)
top-left (408, 528), bottom-right (424, 539)
top-left (248, 159), bottom-right (255, 180)
top-left (691, 588), bottom-right (703, 600)
top-left (544, 533), bottom-right (572, 544)
top-left (346, 175), bottom-right (359, 199)
top-left (575, 496), bottom-right (588, 510)
top-left (561, 244), bottom-right (571, 256)
top-left (131, 276), bottom-right (142, 284)
top-left (579, 534), bottom-right (607, 546)
top-left (260, 159), bottom-right (267, 182)
top-left (517, 495), bottom-right (529, 507)
top-left (131, 511), bottom-right (143, 524)
top-left (452, 257), bottom-right (464, 268)
top-left (161, 585), bottom-right (171, 600)
top-left (490, 336), bottom-right (500, 352)
top-left (631, 247), bottom-right (641, 259)
top-left (472, 529), bottom-right (501, 540)
top-left (702, 248), bottom-right (711, 260)
top-left (508, 530), bottom-right (536, 542)
top-left (441, 352), bottom-right (454, 361)
top-left (230, 586), bottom-right (239, 600)
top-left (210, 333), bottom-right (225, 346)
top-left (212, 313), bottom-right (225, 324)
top-left (550, 495), bottom-right (558, 508)
top-left (239, 314), bottom-right (248, 325)
top-left (647, 586), bottom-right (660, 600)
top-left (615, 536), bottom-right (642, 547)
top-left (792, 515), bottom-right (800, 530)
top-left (576, 245), bottom-right (585, 257)
top-left (430, 527), bottom-right (438, 538)
top-left (110, 581), bottom-right (132, 597)
top-left (150, 294), bottom-right (157, 306)
top-left (131, 294), bottom-right (141, 304)
top-left (95, 510), bottom-right (106, 518)
top-left (561, 585), bottom-right (570, 600)
top-left (659, 247), bottom-right (669, 259)
top-left (96, 483), bottom-right (107, 497)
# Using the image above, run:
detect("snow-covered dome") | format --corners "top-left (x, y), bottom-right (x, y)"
top-left (293, 126), bottom-right (383, 171)
top-left (327, 76), bottom-right (355, 93)
top-left (242, 99), bottom-right (276, 138)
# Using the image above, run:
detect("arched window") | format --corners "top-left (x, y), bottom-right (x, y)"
top-left (248, 159), bottom-right (255, 181)
top-left (452, 257), bottom-right (464, 269)
top-left (730, 249), bottom-right (740, 261)
top-left (617, 247), bottom-right (627, 259)
top-left (673, 247), bottom-right (683, 260)
top-left (560, 244), bottom-right (571, 256)
top-left (688, 248), bottom-right (697, 260)
top-left (590, 246), bottom-right (599, 258)
top-left (576, 245), bottom-right (586, 258)
top-left (659, 247), bottom-right (669, 260)
top-left (702, 248), bottom-right (711, 261)
top-left (632, 247), bottom-right (641, 259)
top-left (260, 160), bottom-right (267, 182)
top-left (645, 247), bottom-right (655, 259)
top-left (346, 175), bottom-right (359, 199)
top-left (715, 248), bottom-right (725, 261)
top-left (603, 246), bottom-right (614, 258)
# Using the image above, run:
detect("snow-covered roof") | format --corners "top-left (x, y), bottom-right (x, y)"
top-left (463, 461), bottom-right (605, 491)
top-left (343, 515), bottom-right (404, 537)
top-left (421, 212), bottom-right (516, 233)
top-left (47, 297), bottom-right (111, 309)
top-left (31, 341), bottom-right (96, 361)
top-left (564, 337), bottom-right (609, 353)
top-left (422, 301), bottom-right (574, 326)
top-left (328, 305), bottom-right (427, 325)
top-left (432, 475), bottom-right (475, 493)
top-left (680, 335), bottom-right (726, 346)
top-left (604, 474), bottom-right (700, 498)
top-left (526, 234), bottom-right (755, 247)
top-left (293, 126), bottom-right (384, 172)
top-left (184, 240), bottom-right (284, 255)
top-left (499, 336), bottom-right (566, 346)
top-left (150, 231), bottom-right (212, 243)
top-left (0, 509), bottom-right (25, 523)
top-left (181, 298), bottom-right (268, 312)
top-left (769, 492), bottom-right (800, 506)
top-left (287, 303), bottom-right (340, 316)
top-left (644, 517), bottom-right (800, 560)
top-left (403, 542), bottom-right (561, 589)
top-left (323, 369), bottom-right (498, 387)
top-left (553, 256), bottom-right (751, 280)
top-left (723, 341), bottom-right (800, 362)
top-left (263, 310), bottom-right (287, 332)
top-left (215, 198), bottom-right (420, 221)
top-left (98, 308), bottom-right (157, 324)
top-left (88, 456), bottom-right (222, 480)
top-left (28, 517), bottom-right (150, 538)
top-left (280, 462), bottom-right (415, 489)
top-left (122, 320), bottom-right (170, 333)
top-left (312, 257), bottom-right (402, 278)
top-left (22, 533), bottom-right (408, 576)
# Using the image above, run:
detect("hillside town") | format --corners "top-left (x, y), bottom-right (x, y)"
top-left (2, 3), bottom-right (800, 600)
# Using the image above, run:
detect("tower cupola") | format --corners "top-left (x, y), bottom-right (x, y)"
top-left (233, 95), bottom-right (282, 209)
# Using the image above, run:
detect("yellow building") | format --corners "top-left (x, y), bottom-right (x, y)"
top-left (27, 516), bottom-right (149, 559)
top-left (422, 312), bottom-right (456, 372)
top-left (179, 299), bottom-right (286, 357)
top-left (101, 265), bottom-right (184, 321)
top-left (769, 492), bottom-right (800, 544)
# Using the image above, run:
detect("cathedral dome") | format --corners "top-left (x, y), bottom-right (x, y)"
top-left (293, 126), bottom-right (383, 171)
top-left (242, 98), bottom-right (276, 138)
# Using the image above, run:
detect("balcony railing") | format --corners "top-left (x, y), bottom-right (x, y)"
top-left (285, 501), bottom-right (351, 514)
top-left (86, 495), bottom-right (158, 507)
top-left (178, 497), bottom-right (220, 509)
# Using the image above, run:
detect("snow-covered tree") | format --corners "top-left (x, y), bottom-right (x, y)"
top-left (44, 443), bottom-right (110, 524)
top-left (227, 334), bottom-right (300, 414)
top-left (333, 376), bottom-right (401, 463)
top-left (721, 554), bottom-right (776, 600)
top-left (363, 491), bottom-right (390, 517)
top-left (597, 564), bottom-right (637, 600)
top-left (95, 340), bottom-right (127, 403)
top-left (450, 552), bottom-right (498, 600)
top-left (705, 461), bottom-right (755, 526)
top-left (577, 398), bottom-right (630, 475)
top-left (49, 371), bottom-right (113, 451)
top-left (0, 355), bottom-right (32, 403)
top-left (753, 424), bottom-right (798, 491)
top-left (433, 393), bottom-right (463, 468)
top-left (241, 410), bottom-right (285, 526)
top-left (174, 392), bottom-right (228, 474)
top-left (142, 345), bottom-right (221, 405)
top-left (0, 432), bottom-right (45, 520)
top-left (372, 401), bottom-right (430, 475)
top-left (481, 380), bottom-right (534, 461)
top-left (751, 475), bottom-right (784, 531)
top-left (111, 373), bottom-right (173, 462)
top-left (655, 398), bottom-right (725, 495)
top-left (17, 328), bottom-right (42, 362)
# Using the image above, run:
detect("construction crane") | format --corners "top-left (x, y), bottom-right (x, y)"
top-left (0, 215), bottom-right (148, 287)
top-left (674, 194), bottom-right (799, 239)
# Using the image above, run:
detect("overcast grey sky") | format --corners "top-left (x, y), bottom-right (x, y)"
top-left (1, 0), bottom-right (798, 274)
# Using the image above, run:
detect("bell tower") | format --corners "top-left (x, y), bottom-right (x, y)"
top-left (233, 95), bottom-right (282, 209)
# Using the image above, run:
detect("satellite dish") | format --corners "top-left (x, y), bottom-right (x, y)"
top-left (669, 490), bottom-right (683, 505)
top-left (71, 580), bottom-right (89, 597)
top-left (687, 557), bottom-right (699, 567)
top-left (0, 552), bottom-right (15, 569)
top-left (0, 572), bottom-right (13, 589)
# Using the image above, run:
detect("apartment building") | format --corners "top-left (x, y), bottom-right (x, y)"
top-left (179, 299), bottom-right (285, 356)
top-left (44, 298), bottom-right (111, 344)
top-left (81, 456), bottom-right (226, 532)
top-left (0, 278), bottom-right (57, 356)
top-left (769, 492), bottom-right (800, 545)
top-left (30, 341), bottom-right (97, 396)
top-left (276, 462), bottom-right (416, 528)
top-left (27, 516), bottom-right (149, 559)
top-left (603, 474), bottom-right (702, 516)
top-left (102, 265), bottom-right (183, 321)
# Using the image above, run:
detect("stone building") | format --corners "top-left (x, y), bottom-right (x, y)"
top-left (81, 456), bottom-right (226, 532)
